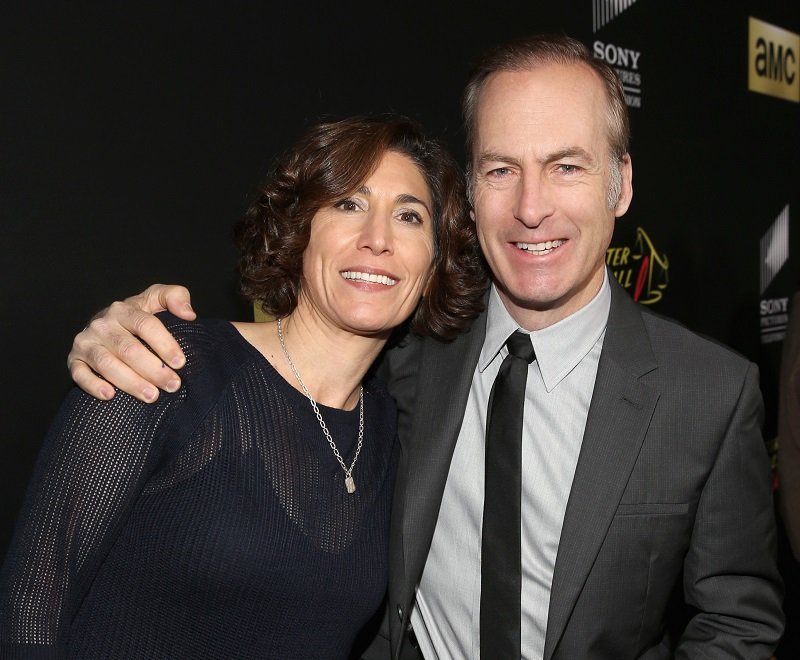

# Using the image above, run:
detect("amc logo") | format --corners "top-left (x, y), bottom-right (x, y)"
top-left (749, 17), bottom-right (799, 103)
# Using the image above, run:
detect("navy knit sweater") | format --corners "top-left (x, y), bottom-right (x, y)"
top-left (0, 314), bottom-right (398, 659)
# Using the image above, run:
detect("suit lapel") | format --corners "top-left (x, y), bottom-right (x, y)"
top-left (400, 310), bottom-right (488, 595)
top-left (543, 280), bottom-right (660, 660)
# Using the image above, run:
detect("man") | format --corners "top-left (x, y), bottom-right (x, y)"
top-left (68, 35), bottom-right (783, 658)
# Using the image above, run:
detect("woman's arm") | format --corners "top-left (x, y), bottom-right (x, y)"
top-left (0, 383), bottom-right (183, 654)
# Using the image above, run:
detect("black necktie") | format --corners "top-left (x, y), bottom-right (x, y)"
top-left (480, 330), bottom-right (535, 658)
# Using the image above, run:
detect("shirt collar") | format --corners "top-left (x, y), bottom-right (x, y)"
top-left (479, 270), bottom-right (612, 392)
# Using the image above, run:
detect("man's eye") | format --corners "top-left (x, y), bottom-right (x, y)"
top-left (557, 164), bottom-right (580, 174)
top-left (488, 167), bottom-right (511, 177)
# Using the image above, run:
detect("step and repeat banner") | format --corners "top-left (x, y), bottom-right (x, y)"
top-left (2, 0), bottom-right (798, 650)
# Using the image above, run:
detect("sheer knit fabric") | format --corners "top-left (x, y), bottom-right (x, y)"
top-left (0, 314), bottom-right (398, 659)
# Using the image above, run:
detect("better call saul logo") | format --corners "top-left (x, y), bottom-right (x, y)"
top-left (606, 227), bottom-right (668, 304)
top-left (748, 17), bottom-right (799, 103)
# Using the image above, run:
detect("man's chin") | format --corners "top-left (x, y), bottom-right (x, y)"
top-left (494, 279), bottom-right (566, 313)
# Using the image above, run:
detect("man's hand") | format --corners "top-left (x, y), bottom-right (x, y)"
top-left (67, 284), bottom-right (196, 402)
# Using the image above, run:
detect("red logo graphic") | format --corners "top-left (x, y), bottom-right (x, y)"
top-left (606, 227), bottom-right (669, 304)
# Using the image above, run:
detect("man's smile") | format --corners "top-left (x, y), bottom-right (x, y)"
top-left (514, 239), bottom-right (566, 255)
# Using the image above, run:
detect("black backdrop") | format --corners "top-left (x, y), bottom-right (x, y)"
top-left (2, 0), bottom-right (799, 652)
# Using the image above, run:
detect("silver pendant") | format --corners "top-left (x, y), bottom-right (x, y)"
top-left (345, 475), bottom-right (356, 494)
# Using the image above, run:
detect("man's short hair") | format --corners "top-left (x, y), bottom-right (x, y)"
top-left (462, 34), bottom-right (631, 175)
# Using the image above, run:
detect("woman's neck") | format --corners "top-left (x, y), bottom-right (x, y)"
top-left (233, 310), bottom-right (387, 410)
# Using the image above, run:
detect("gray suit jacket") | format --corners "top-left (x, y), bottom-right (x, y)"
top-left (366, 276), bottom-right (783, 659)
top-left (778, 291), bottom-right (800, 561)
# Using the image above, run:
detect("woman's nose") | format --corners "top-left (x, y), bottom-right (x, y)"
top-left (357, 212), bottom-right (393, 254)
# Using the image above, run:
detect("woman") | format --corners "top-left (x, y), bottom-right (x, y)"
top-left (0, 116), bottom-right (486, 658)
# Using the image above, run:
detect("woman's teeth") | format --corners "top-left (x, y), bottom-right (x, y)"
top-left (342, 271), bottom-right (397, 286)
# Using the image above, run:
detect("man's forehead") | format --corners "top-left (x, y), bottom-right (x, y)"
top-left (478, 64), bottom-right (604, 112)
top-left (473, 64), bottom-right (610, 156)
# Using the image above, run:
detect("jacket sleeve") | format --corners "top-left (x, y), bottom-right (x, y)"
top-left (777, 292), bottom-right (800, 560)
top-left (0, 385), bottom-right (183, 657)
top-left (676, 363), bottom-right (784, 658)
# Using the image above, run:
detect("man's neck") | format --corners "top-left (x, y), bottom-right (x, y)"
top-left (494, 269), bottom-right (609, 331)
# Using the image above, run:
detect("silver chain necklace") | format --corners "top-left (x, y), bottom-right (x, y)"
top-left (277, 317), bottom-right (364, 494)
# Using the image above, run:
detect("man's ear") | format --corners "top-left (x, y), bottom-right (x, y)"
top-left (614, 154), bottom-right (633, 218)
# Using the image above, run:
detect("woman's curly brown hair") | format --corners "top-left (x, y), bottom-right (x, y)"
top-left (235, 115), bottom-right (487, 340)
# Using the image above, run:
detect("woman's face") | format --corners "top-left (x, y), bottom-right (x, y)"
top-left (299, 150), bottom-right (435, 338)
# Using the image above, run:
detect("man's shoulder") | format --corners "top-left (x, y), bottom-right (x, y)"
top-left (382, 315), bottom-right (485, 376)
top-left (634, 306), bottom-right (755, 389)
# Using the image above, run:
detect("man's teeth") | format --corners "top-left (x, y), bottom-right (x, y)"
top-left (342, 271), bottom-right (397, 286)
top-left (515, 239), bottom-right (565, 254)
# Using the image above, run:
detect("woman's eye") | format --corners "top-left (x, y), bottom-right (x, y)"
top-left (335, 199), bottom-right (360, 212)
top-left (398, 211), bottom-right (423, 224)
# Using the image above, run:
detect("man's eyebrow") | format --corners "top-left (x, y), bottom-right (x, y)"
top-left (541, 147), bottom-right (596, 165)
top-left (476, 152), bottom-right (522, 169)
top-left (476, 147), bottom-right (598, 169)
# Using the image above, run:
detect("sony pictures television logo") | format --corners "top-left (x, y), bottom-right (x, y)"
top-left (760, 205), bottom-right (791, 344)
top-left (591, 0), bottom-right (642, 108)
top-left (748, 17), bottom-right (799, 103)
top-left (593, 41), bottom-right (642, 108)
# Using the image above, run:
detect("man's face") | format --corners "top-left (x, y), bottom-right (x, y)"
top-left (471, 62), bottom-right (632, 330)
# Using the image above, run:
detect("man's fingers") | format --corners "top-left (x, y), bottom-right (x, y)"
top-left (68, 284), bottom-right (194, 401)
top-left (99, 333), bottom-right (181, 394)
top-left (105, 302), bottom-right (186, 370)
top-left (69, 300), bottom-right (185, 399)
top-left (88, 328), bottom-right (181, 395)
top-left (68, 339), bottom-right (176, 402)
top-left (69, 361), bottom-right (117, 401)
top-left (136, 284), bottom-right (196, 321)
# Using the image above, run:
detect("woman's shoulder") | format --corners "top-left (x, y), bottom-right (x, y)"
top-left (155, 311), bottom-right (238, 347)
top-left (141, 314), bottom-right (262, 446)
top-left (154, 312), bottom-right (253, 376)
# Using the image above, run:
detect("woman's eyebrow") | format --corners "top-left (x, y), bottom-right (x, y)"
top-left (396, 194), bottom-right (431, 216)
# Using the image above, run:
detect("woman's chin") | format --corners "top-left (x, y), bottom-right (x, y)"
top-left (336, 318), bottom-right (398, 340)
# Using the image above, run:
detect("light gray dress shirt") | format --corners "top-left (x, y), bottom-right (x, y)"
top-left (409, 273), bottom-right (611, 660)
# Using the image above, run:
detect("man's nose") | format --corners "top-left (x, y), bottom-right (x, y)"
top-left (513, 172), bottom-right (555, 227)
